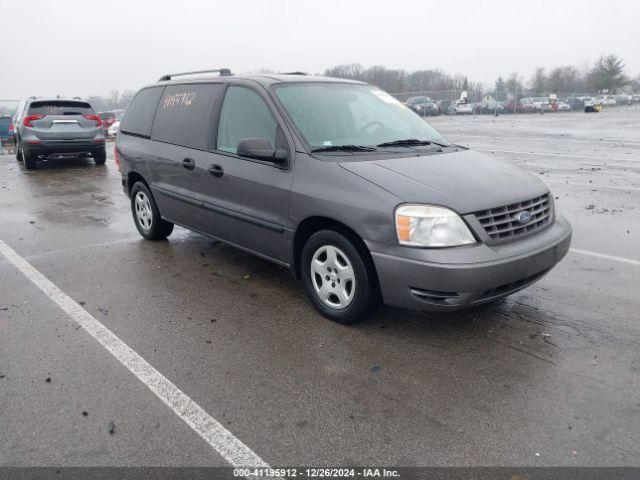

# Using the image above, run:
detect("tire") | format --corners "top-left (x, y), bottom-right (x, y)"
top-left (130, 181), bottom-right (174, 240)
top-left (23, 148), bottom-right (36, 170)
top-left (16, 140), bottom-right (23, 162)
top-left (301, 229), bottom-right (376, 324)
top-left (93, 149), bottom-right (106, 165)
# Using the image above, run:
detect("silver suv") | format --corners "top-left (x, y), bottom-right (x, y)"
top-left (116, 70), bottom-right (572, 324)
top-left (14, 98), bottom-right (106, 169)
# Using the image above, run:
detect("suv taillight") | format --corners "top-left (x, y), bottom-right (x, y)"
top-left (83, 114), bottom-right (103, 127)
top-left (23, 114), bottom-right (46, 127)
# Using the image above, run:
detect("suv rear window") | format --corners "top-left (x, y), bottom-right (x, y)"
top-left (120, 87), bottom-right (164, 137)
top-left (0, 117), bottom-right (11, 128)
top-left (151, 84), bottom-right (222, 150)
top-left (28, 101), bottom-right (94, 115)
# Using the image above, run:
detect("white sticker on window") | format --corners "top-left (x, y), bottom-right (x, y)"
top-left (370, 89), bottom-right (401, 104)
top-left (322, 140), bottom-right (332, 146)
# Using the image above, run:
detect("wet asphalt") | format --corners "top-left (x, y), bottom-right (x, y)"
top-left (0, 107), bottom-right (638, 467)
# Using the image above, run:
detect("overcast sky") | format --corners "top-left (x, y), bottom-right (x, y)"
top-left (2, 0), bottom-right (639, 100)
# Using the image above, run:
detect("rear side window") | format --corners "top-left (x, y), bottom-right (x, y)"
top-left (28, 101), bottom-right (93, 115)
top-left (151, 84), bottom-right (221, 150)
top-left (120, 87), bottom-right (164, 137)
top-left (217, 86), bottom-right (277, 154)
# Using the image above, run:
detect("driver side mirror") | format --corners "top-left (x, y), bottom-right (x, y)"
top-left (237, 138), bottom-right (287, 164)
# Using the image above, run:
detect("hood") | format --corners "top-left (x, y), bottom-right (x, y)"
top-left (340, 149), bottom-right (549, 214)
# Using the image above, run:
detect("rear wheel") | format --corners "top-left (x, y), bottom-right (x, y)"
top-left (23, 148), bottom-right (36, 170)
top-left (93, 149), bottom-right (106, 165)
top-left (301, 229), bottom-right (376, 324)
top-left (16, 142), bottom-right (23, 162)
top-left (130, 181), bottom-right (173, 240)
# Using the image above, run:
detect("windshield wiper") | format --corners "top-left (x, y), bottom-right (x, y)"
top-left (311, 145), bottom-right (377, 153)
top-left (377, 138), bottom-right (448, 148)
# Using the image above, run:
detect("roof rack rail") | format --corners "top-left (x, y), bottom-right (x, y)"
top-left (158, 68), bottom-right (232, 81)
top-left (280, 71), bottom-right (307, 75)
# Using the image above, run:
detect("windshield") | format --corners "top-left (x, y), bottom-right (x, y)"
top-left (273, 83), bottom-right (448, 149)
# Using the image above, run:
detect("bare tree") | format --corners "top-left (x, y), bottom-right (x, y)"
top-left (529, 67), bottom-right (546, 95)
top-left (505, 72), bottom-right (524, 99)
top-left (324, 63), bottom-right (364, 80)
top-left (546, 66), bottom-right (583, 94)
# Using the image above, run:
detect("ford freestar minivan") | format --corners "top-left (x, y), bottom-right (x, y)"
top-left (116, 69), bottom-right (572, 324)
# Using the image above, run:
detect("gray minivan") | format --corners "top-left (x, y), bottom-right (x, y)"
top-left (116, 70), bottom-right (571, 324)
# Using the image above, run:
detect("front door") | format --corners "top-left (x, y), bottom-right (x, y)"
top-left (201, 84), bottom-right (295, 264)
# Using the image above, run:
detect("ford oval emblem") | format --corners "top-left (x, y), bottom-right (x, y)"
top-left (516, 211), bottom-right (532, 224)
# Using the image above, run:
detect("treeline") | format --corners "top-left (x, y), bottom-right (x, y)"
top-left (85, 89), bottom-right (137, 113)
top-left (325, 54), bottom-right (638, 97)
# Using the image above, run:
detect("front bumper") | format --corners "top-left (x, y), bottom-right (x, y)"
top-left (371, 215), bottom-right (572, 312)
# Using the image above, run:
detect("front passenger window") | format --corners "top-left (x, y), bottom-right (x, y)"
top-left (217, 86), bottom-right (278, 154)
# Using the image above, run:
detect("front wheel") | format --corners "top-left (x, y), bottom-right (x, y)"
top-left (301, 230), bottom-right (376, 324)
top-left (130, 182), bottom-right (174, 240)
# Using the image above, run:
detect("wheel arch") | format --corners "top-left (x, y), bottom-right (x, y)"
top-left (127, 171), bottom-right (149, 196)
top-left (292, 216), bottom-right (381, 299)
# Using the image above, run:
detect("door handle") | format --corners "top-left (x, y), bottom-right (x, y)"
top-left (208, 164), bottom-right (224, 178)
top-left (182, 157), bottom-right (195, 170)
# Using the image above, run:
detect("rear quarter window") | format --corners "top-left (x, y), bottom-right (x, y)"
top-left (28, 101), bottom-right (94, 115)
top-left (151, 83), bottom-right (222, 150)
top-left (120, 87), bottom-right (165, 137)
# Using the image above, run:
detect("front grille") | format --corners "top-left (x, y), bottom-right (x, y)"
top-left (474, 194), bottom-right (552, 241)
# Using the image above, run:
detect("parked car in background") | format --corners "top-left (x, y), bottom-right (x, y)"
top-left (14, 99), bottom-right (106, 169)
top-left (615, 94), bottom-right (631, 105)
top-left (405, 96), bottom-right (439, 116)
top-left (99, 111), bottom-right (118, 133)
top-left (436, 99), bottom-right (472, 115)
top-left (503, 100), bottom-right (537, 114)
top-left (557, 101), bottom-right (571, 112)
top-left (13, 99), bottom-right (28, 133)
top-left (584, 97), bottom-right (601, 113)
top-left (597, 95), bottom-right (616, 106)
top-left (0, 116), bottom-right (15, 148)
top-left (108, 113), bottom-right (124, 137)
top-left (452, 102), bottom-right (473, 114)
top-left (530, 97), bottom-right (551, 112)
top-left (566, 97), bottom-right (585, 110)
top-left (436, 99), bottom-right (452, 115)
top-left (474, 99), bottom-right (505, 114)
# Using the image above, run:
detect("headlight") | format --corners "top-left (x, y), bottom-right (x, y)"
top-left (395, 205), bottom-right (476, 247)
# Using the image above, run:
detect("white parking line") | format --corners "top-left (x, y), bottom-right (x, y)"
top-left (570, 248), bottom-right (640, 267)
top-left (0, 237), bottom-right (269, 469)
top-left (476, 148), bottom-right (633, 162)
top-left (545, 181), bottom-right (640, 193)
top-left (442, 133), bottom-right (640, 147)
top-left (24, 237), bottom-right (141, 261)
